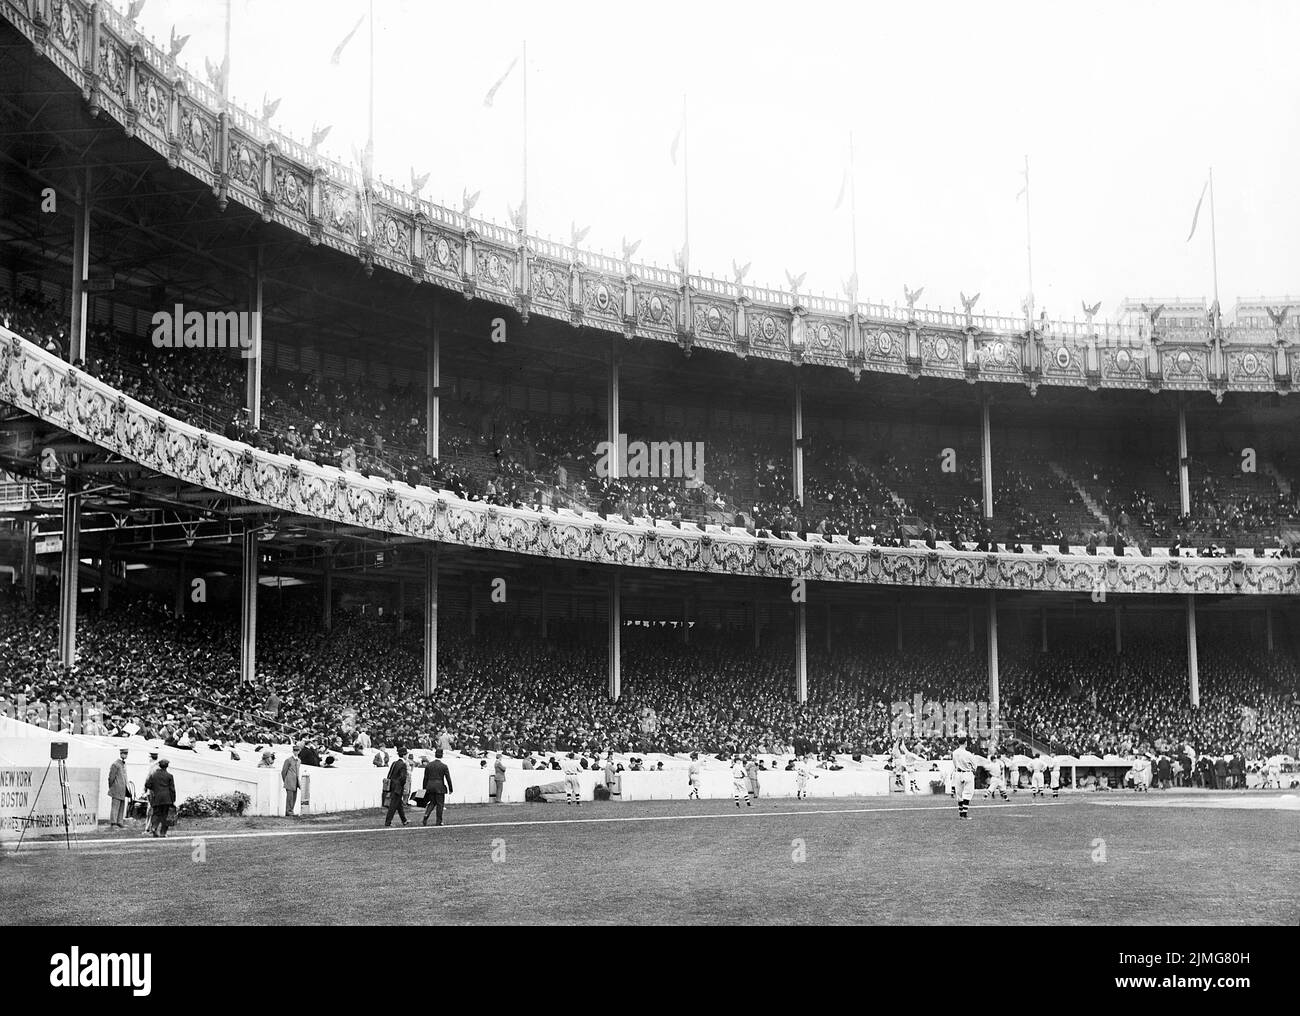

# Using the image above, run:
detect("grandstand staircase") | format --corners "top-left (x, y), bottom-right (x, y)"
top-left (995, 722), bottom-right (1051, 755)
top-left (1048, 462), bottom-right (1110, 528)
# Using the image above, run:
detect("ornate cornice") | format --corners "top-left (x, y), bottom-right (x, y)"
top-left (4, 0), bottom-right (1298, 395)
top-left (3, 331), bottom-right (1296, 596)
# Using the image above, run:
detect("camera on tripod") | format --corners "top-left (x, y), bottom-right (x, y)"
top-left (50, 742), bottom-right (68, 761)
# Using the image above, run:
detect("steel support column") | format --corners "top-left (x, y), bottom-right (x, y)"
top-left (245, 247), bottom-right (264, 429)
top-left (1177, 400), bottom-right (1191, 517)
top-left (607, 342), bottom-right (620, 479)
top-left (792, 373), bottom-right (804, 505)
top-left (57, 478), bottom-right (80, 668)
top-left (1187, 595), bottom-right (1199, 707)
top-left (69, 167), bottom-right (91, 363)
top-left (981, 393), bottom-right (994, 520)
top-left (23, 520), bottom-right (36, 603)
top-left (98, 550), bottom-right (111, 611)
top-left (426, 321), bottom-right (440, 458)
top-left (423, 547), bottom-right (438, 694)
top-left (240, 528), bottom-right (258, 685)
top-left (794, 603), bottom-right (808, 703)
top-left (608, 571), bottom-right (621, 701)
top-left (987, 591), bottom-right (1000, 748)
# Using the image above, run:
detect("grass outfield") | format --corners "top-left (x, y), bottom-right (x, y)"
top-left (2, 792), bottom-right (1298, 925)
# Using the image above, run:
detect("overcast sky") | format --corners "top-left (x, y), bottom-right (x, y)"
top-left (128, 0), bottom-right (1299, 323)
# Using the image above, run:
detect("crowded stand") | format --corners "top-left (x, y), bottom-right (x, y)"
top-left (3, 588), bottom-right (1298, 767)
top-left (6, 289), bottom-right (1300, 556)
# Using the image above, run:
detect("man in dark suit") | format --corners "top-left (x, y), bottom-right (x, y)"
top-left (282, 749), bottom-right (301, 817)
top-left (143, 758), bottom-right (176, 837)
top-left (1228, 754), bottom-right (1244, 789)
top-left (384, 747), bottom-right (410, 827)
top-left (423, 749), bottom-right (454, 826)
top-left (108, 748), bottom-right (130, 828)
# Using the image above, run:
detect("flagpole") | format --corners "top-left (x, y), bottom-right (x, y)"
top-left (1208, 166), bottom-right (1219, 309)
top-left (522, 40), bottom-right (529, 235)
top-left (223, 0), bottom-right (231, 109)
top-left (1024, 153), bottom-right (1034, 326)
top-left (682, 93), bottom-right (690, 281)
top-left (848, 130), bottom-right (859, 305)
top-left (367, 0), bottom-right (374, 159)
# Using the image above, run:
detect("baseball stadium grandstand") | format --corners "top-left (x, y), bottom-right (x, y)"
top-left (1, 0), bottom-right (1299, 879)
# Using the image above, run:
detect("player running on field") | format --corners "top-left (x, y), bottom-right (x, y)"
top-left (687, 752), bottom-right (702, 799)
top-left (983, 755), bottom-right (1010, 801)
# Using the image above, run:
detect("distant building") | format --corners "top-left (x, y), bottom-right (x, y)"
top-left (1116, 297), bottom-right (1207, 340)
top-left (1232, 297), bottom-right (1300, 330)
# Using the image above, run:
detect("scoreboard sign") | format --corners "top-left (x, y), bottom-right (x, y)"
top-left (0, 766), bottom-right (101, 840)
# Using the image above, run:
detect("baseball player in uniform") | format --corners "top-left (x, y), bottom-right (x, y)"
top-left (1005, 753), bottom-right (1019, 793)
top-left (1130, 754), bottom-right (1151, 792)
top-left (1030, 752), bottom-right (1047, 798)
top-left (795, 756), bottom-right (812, 799)
top-left (731, 758), bottom-right (750, 807)
top-left (983, 756), bottom-right (1010, 801)
top-left (951, 738), bottom-right (978, 819)
top-left (562, 752), bottom-right (582, 806)
top-left (687, 752), bottom-right (702, 799)
top-left (745, 757), bottom-right (760, 802)
top-left (1049, 755), bottom-right (1062, 798)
